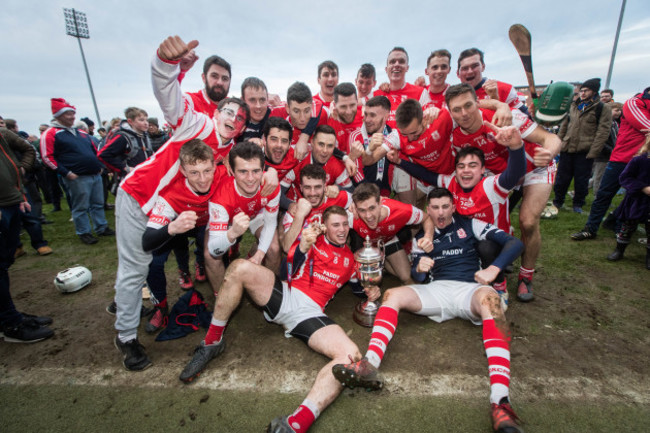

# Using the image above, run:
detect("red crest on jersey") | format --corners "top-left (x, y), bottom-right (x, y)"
top-left (457, 228), bottom-right (467, 239)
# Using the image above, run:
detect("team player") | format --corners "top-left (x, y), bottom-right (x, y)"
top-left (281, 164), bottom-right (352, 252)
top-left (350, 96), bottom-right (398, 196)
top-left (355, 63), bottom-right (377, 105)
top-left (351, 183), bottom-right (425, 284)
top-left (141, 140), bottom-right (225, 333)
top-left (281, 125), bottom-right (353, 202)
top-left (179, 206), bottom-right (380, 433)
top-left (240, 77), bottom-right (272, 142)
top-left (207, 142), bottom-right (281, 288)
top-left (370, 99), bottom-right (455, 205)
top-left (271, 82), bottom-right (328, 160)
top-left (424, 49), bottom-right (453, 109)
top-left (111, 35), bottom-right (277, 372)
top-left (262, 116), bottom-right (299, 181)
top-left (446, 83), bottom-right (561, 302)
top-left (332, 187), bottom-right (525, 433)
top-left (179, 51), bottom-right (232, 116)
top-left (373, 47), bottom-right (431, 128)
top-left (327, 83), bottom-right (364, 153)
top-left (457, 48), bottom-right (526, 112)
top-left (313, 60), bottom-right (339, 108)
top-left (389, 124), bottom-right (527, 305)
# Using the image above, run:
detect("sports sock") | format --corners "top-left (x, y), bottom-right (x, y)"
top-left (287, 398), bottom-right (319, 433)
top-left (518, 266), bottom-right (534, 282)
top-left (204, 317), bottom-right (228, 345)
top-left (493, 279), bottom-right (507, 292)
top-left (366, 306), bottom-right (398, 368)
top-left (483, 317), bottom-right (511, 405)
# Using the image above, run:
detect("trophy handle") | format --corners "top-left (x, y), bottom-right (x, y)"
top-left (377, 239), bottom-right (385, 267)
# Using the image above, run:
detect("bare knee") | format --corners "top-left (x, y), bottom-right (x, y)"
top-left (481, 291), bottom-right (504, 318)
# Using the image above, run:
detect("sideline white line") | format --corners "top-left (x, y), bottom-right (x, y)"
top-left (1, 365), bottom-right (648, 404)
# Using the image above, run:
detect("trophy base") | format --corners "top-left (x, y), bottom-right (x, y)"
top-left (353, 300), bottom-right (379, 327)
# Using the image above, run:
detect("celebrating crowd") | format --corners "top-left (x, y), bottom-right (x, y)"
top-left (1, 33), bottom-right (649, 433)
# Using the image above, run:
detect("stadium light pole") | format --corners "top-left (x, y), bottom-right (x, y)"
top-left (605, 0), bottom-right (627, 90)
top-left (63, 8), bottom-right (102, 127)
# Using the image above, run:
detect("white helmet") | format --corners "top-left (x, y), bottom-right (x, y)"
top-left (54, 266), bottom-right (92, 293)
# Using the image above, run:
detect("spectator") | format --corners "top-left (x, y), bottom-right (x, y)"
top-left (40, 98), bottom-right (114, 245)
top-left (0, 126), bottom-right (54, 342)
top-left (553, 78), bottom-right (612, 214)
top-left (147, 117), bottom-right (169, 152)
top-left (601, 88), bottom-right (614, 103)
top-left (572, 86), bottom-right (650, 240)
top-left (592, 101), bottom-right (622, 195)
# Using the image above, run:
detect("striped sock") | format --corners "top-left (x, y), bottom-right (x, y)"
top-left (204, 317), bottom-right (228, 346)
top-left (483, 317), bottom-right (511, 404)
top-left (518, 266), bottom-right (534, 282)
top-left (366, 306), bottom-right (398, 368)
top-left (287, 399), bottom-right (319, 433)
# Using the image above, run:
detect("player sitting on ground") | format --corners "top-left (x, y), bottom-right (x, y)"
top-left (332, 187), bottom-right (525, 433)
top-left (180, 206), bottom-right (379, 433)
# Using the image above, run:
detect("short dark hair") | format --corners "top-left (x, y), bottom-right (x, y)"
top-left (313, 124), bottom-right (336, 139)
top-left (203, 55), bottom-right (231, 78)
top-left (352, 182), bottom-right (380, 204)
top-left (179, 139), bottom-right (214, 166)
top-left (217, 97), bottom-right (250, 123)
top-left (287, 82), bottom-right (312, 105)
top-left (322, 205), bottom-right (348, 223)
top-left (318, 60), bottom-right (339, 77)
top-left (366, 95), bottom-right (391, 111)
top-left (455, 146), bottom-right (485, 166)
top-left (4, 119), bottom-right (17, 130)
top-left (395, 99), bottom-right (423, 129)
top-left (389, 47), bottom-right (409, 63)
top-left (358, 63), bottom-right (376, 80)
top-left (241, 77), bottom-right (267, 99)
top-left (458, 48), bottom-right (484, 69)
top-left (333, 82), bottom-right (357, 103)
top-left (263, 116), bottom-right (293, 139)
top-left (300, 163), bottom-right (327, 183)
top-left (427, 49), bottom-right (452, 67)
top-left (602, 88), bottom-right (614, 96)
top-left (445, 83), bottom-right (477, 107)
top-left (228, 141), bottom-right (265, 170)
top-left (426, 187), bottom-right (454, 203)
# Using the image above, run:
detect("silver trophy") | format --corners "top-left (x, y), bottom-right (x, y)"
top-left (353, 236), bottom-right (385, 327)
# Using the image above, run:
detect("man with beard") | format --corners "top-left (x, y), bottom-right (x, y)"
top-left (327, 83), bottom-right (364, 154)
top-left (180, 52), bottom-right (232, 115)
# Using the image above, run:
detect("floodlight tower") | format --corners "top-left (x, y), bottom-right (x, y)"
top-left (63, 8), bottom-right (102, 126)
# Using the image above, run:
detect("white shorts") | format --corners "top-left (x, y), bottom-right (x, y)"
top-left (408, 280), bottom-right (493, 325)
top-left (391, 166), bottom-right (417, 193)
top-left (416, 180), bottom-right (435, 195)
top-left (522, 161), bottom-right (556, 186)
top-left (263, 282), bottom-right (329, 338)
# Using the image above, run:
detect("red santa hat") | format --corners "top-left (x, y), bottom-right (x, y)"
top-left (51, 98), bottom-right (76, 118)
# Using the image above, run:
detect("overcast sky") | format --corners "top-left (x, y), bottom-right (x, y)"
top-left (1, 0), bottom-right (648, 135)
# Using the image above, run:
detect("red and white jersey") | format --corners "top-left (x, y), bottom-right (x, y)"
top-left (451, 108), bottom-right (540, 174)
top-left (373, 83), bottom-right (431, 128)
top-left (291, 235), bottom-right (356, 309)
top-left (388, 108), bottom-right (455, 175)
top-left (121, 55), bottom-right (236, 215)
top-left (208, 178), bottom-right (280, 254)
top-left (352, 197), bottom-right (424, 243)
top-left (313, 92), bottom-right (332, 109)
top-left (611, 91), bottom-right (650, 163)
top-left (426, 83), bottom-right (450, 109)
top-left (475, 80), bottom-right (525, 110)
top-left (438, 174), bottom-right (512, 233)
top-left (266, 147), bottom-right (300, 182)
top-left (282, 190), bottom-right (353, 232)
top-left (281, 153), bottom-right (352, 200)
top-left (147, 165), bottom-right (226, 229)
top-left (270, 100), bottom-right (329, 145)
top-left (327, 105), bottom-right (364, 154)
top-left (184, 89), bottom-right (219, 118)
